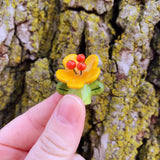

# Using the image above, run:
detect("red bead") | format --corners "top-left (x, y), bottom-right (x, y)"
top-left (77, 54), bottom-right (85, 62)
top-left (77, 62), bottom-right (86, 71)
top-left (66, 60), bottom-right (76, 69)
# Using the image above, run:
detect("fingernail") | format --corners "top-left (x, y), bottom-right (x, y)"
top-left (55, 95), bottom-right (84, 125)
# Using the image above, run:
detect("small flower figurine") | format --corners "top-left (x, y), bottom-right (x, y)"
top-left (56, 54), bottom-right (104, 105)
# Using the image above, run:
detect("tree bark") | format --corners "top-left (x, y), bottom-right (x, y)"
top-left (0, 0), bottom-right (160, 159)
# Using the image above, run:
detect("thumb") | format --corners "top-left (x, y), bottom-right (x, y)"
top-left (25, 95), bottom-right (86, 160)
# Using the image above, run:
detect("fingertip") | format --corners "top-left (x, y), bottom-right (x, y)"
top-left (52, 91), bottom-right (63, 98)
top-left (66, 94), bottom-right (85, 108)
top-left (54, 94), bottom-right (86, 126)
top-left (63, 94), bottom-right (86, 119)
top-left (63, 94), bottom-right (85, 113)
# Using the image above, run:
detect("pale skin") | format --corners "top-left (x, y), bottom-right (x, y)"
top-left (0, 92), bottom-right (86, 160)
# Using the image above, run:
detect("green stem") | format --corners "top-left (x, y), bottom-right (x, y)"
top-left (68, 84), bottom-right (91, 105)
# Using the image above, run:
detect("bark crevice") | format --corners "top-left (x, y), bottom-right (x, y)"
top-left (109, 0), bottom-right (124, 60)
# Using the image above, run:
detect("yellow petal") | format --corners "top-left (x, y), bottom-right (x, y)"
top-left (67, 77), bottom-right (85, 89)
top-left (63, 54), bottom-right (78, 68)
top-left (56, 69), bottom-right (76, 83)
top-left (83, 67), bottom-right (100, 84)
top-left (85, 54), bottom-right (99, 72)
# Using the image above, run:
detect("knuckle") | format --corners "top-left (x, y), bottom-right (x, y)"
top-left (38, 130), bottom-right (70, 157)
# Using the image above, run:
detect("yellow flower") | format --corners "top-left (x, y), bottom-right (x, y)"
top-left (56, 54), bottom-right (100, 89)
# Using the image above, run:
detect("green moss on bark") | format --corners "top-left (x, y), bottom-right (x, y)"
top-left (15, 58), bottom-right (55, 115)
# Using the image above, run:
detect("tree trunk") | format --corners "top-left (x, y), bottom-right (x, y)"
top-left (0, 0), bottom-right (160, 159)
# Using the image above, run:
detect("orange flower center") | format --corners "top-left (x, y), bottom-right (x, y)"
top-left (66, 54), bottom-right (87, 75)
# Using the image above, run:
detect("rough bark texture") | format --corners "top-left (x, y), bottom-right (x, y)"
top-left (0, 0), bottom-right (160, 159)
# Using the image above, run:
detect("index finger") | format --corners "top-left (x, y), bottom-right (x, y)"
top-left (0, 92), bottom-right (63, 151)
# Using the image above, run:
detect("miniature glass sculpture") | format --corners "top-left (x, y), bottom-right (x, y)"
top-left (56, 54), bottom-right (104, 105)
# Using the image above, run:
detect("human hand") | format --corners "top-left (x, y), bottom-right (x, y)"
top-left (0, 93), bottom-right (86, 160)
